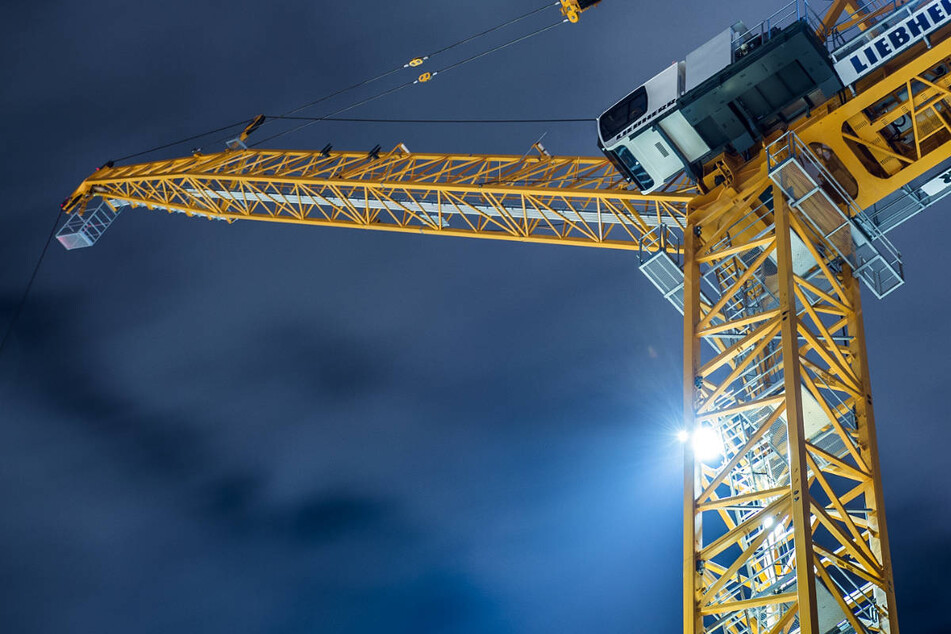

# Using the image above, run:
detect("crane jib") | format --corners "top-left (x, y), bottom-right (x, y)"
top-left (835, 0), bottom-right (951, 85)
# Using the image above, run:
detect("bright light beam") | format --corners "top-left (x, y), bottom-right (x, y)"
top-left (676, 427), bottom-right (723, 462)
top-left (691, 426), bottom-right (722, 462)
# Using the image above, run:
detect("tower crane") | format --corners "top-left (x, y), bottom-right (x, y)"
top-left (56, 0), bottom-right (951, 631)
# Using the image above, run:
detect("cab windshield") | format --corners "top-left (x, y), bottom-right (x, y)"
top-left (614, 146), bottom-right (654, 191)
top-left (599, 87), bottom-right (648, 141)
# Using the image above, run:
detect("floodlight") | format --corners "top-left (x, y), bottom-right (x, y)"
top-left (692, 426), bottom-right (722, 462)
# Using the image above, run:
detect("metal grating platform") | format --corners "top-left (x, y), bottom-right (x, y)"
top-left (56, 201), bottom-right (121, 250)
top-left (639, 251), bottom-right (688, 313)
top-left (866, 161), bottom-right (951, 234)
top-left (766, 132), bottom-right (905, 299)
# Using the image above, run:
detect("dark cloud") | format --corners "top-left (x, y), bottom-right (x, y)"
top-left (2, 1), bottom-right (950, 633)
top-left (200, 474), bottom-right (392, 545)
top-left (288, 491), bottom-right (386, 542)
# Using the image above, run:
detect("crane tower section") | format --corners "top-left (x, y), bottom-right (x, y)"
top-left (676, 2), bottom-right (951, 633)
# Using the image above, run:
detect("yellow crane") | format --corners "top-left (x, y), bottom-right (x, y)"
top-left (58, 0), bottom-right (951, 631)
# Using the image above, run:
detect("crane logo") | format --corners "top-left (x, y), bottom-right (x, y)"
top-left (835, 0), bottom-right (951, 84)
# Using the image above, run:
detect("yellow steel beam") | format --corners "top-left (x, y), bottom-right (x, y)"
top-left (683, 221), bottom-right (704, 634)
top-left (844, 265), bottom-right (901, 634)
top-left (774, 188), bottom-right (821, 634)
top-left (795, 31), bottom-right (951, 210)
top-left (683, 168), bottom-right (899, 632)
top-left (64, 148), bottom-right (692, 254)
top-left (699, 593), bottom-right (798, 616)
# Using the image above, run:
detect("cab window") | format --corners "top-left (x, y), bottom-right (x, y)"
top-left (600, 87), bottom-right (648, 141)
top-left (615, 146), bottom-right (654, 191)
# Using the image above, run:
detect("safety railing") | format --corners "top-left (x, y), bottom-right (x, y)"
top-left (765, 132), bottom-right (905, 299)
top-left (731, 0), bottom-right (817, 58)
top-left (867, 161), bottom-right (951, 233)
top-left (56, 201), bottom-right (122, 250)
top-left (828, 0), bottom-right (929, 61)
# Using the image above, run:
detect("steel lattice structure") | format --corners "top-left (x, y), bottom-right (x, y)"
top-left (58, 1), bottom-right (951, 632)
top-left (682, 176), bottom-right (898, 633)
top-left (64, 150), bottom-right (692, 254)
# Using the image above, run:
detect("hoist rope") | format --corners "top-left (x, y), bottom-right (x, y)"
top-left (112, 119), bottom-right (253, 164)
top-left (267, 115), bottom-right (592, 124)
top-left (431, 18), bottom-right (566, 77)
top-left (0, 209), bottom-right (63, 362)
top-left (276, 2), bottom-right (559, 119)
top-left (250, 81), bottom-right (419, 147)
top-left (252, 16), bottom-right (570, 146)
top-left (425, 2), bottom-right (558, 59)
top-left (101, 2), bottom-right (571, 162)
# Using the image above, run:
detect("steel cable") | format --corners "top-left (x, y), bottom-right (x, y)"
top-left (276, 1), bottom-right (560, 119)
top-left (252, 16), bottom-right (571, 146)
top-left (98, 2), bottom-right (567, 162)
top-left (0, 209), bottom-right (63, 362)
top-left (265, 116), bottom-right (592, 124)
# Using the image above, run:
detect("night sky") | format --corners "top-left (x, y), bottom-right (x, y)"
top-left (2, 1), bottom-right (950, 632)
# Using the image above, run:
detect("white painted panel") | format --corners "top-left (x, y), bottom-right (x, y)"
top-left (659, 111), bottom-right (710, 162)
top-left (630, 128), bottom-right (687, 190)
top-left (686, 27), bottom-right (734, 91)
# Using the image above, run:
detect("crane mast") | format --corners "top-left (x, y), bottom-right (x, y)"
top-left (59, 1), bottom-right (951, 632)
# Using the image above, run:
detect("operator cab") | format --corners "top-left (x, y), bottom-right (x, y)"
top-left (598, 62), bottom-right (712, 192)
top-left (599, 20), bottom-right (843, 193)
